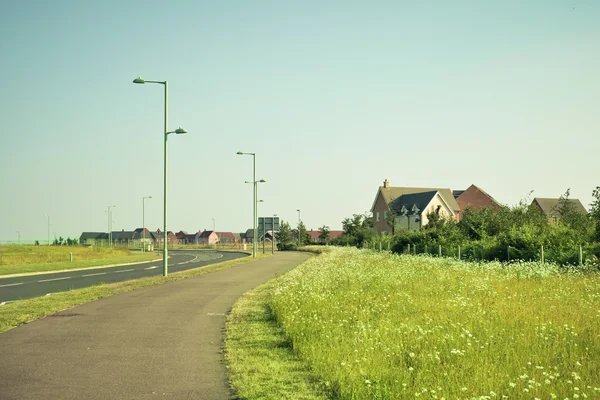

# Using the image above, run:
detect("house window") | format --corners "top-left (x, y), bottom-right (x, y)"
top-left (376, 212), bottom-right (380, 222)
top-left (384, 211), bottom-right (388, 221)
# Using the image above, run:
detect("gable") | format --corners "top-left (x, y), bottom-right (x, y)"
top-left (456, 184), bottom-right (501, 211)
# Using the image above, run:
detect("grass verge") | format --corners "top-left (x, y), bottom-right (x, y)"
top-left (225, 281), bottom-right (330, 400)
top-left (0, 253), bottom-right (269, 334)
top-left (268, 247), bottom-right (600, 399)
top-left (0, 253), bottom-right (159, 276)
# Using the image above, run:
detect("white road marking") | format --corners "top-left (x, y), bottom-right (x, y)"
top-left (0, 282), bottom-right (23, 288)
top-left (38, 277), bottom-right (71, 283)
top-left (82, 272), bottom-right (107, 277)
top-left (145, 266), bottom-right (158, 270)
top-left (207, 312), bottom-right (225, 316)
top-left (114, 269), bottom-right (135, 273)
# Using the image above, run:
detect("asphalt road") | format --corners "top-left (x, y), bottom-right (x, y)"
top-left (0, 251), bottom-right (311, 400)
top-left (0, 250), bottom-right (247, 304)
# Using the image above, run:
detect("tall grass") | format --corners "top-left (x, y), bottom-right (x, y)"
top-left (268, 248), bottom-right (600, 399)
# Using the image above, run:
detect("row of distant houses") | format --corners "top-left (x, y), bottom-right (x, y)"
top-left (80, 228), bottom-right (261, 247)
top-left (371, 179), bottom-right (589, 233)
top-left (79, 227), bottom-right (343, 247)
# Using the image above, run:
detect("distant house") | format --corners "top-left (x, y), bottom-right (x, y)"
top-left (244, 228), bottom-right (273, 243)
top-left (309, 229), bottom-right (344, 243)
top-left (531, 198), bottom-right (588, 223)
top-left (198, 230), bottom-right (219, 245)
top-left (153, 229), bottom-right (177, 246)
top-left (216, 232), bottom-right (237, 244)
top-left (453, 184), bottom-right (501, 220)
top-left (79, 232), bottom-right (108, 245)
top-left (371, 179), bottom-right (460, 234)
top-left (391, 191), bottom-right (456, 231)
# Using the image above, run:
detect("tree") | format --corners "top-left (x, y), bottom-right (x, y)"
top-left (34, 240), bottom-right (40, 246)
top-left (590, 186), bottom-right (600, 241)
top-left (341, 213), bottom-right (376, 248)
top-left (297, 221), bottom-right (311, 245)
top-left (275, 221), bottom-right (295, 250)
top-left (318, 225), bottom-right (330, 243)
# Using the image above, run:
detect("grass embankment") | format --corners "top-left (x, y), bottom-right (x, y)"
top-left (0, 246), bottom-right (158, 276)
top-left (0, 253), bottom-right (268, 334)
top-left (225, 282), bottom-right (330, 400)
top-left (258, 248), bottom-right (599, 399)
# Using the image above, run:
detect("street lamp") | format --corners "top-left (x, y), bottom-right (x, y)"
top-left (134, 76), bottom-right (187, 277)
top-left (107, 205), bottom-right (116, 247)
top-left (238, 151), bottom-right (267, 257)
top-left (212, 217), bottom-right (215, 232)
top-left (16, 231), bottom-right (20, 246)
top-left (297, 209), bottom-right (301, 244)
top-left (142, 196), bottom-right (152, 252)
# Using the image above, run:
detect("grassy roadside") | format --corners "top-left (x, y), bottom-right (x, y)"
top-left (268, 248), bottom-right (600, 399)
top-left (225, 280), bottom-right (330, 400)
top-left (0, 253), bottom-right (158, 276)
top-left (0, 252), bottom-right (268, 334)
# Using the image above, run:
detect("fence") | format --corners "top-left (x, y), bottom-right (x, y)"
top-left (365, 238), bottom-right (599, 267)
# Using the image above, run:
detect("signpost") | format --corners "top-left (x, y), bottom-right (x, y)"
top-left (258, 216), bottom-right (280, 254)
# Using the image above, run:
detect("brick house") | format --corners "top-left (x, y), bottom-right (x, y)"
top-left (531, 198), bottom-right (588, 223)
top-left (153, 229), bottom-right (177, 246)
top-left (198, 230), bottom-right (219, 245)
top-left (453, 184), bottom-right (501, 220)
top-left (216, 232), bottom-right (237, 244)
top-left (371, 179), bottom-right (460, 234)
top-left (309, 229), bottom-right (344, 243)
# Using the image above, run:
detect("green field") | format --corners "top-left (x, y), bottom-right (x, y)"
top-left (260, 248), bottom-right (600, 399)
top-left (0, 245), bottom-right (158, 276)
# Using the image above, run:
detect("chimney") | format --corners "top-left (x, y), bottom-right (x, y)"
top-left (383, 179), bottom-right (389, 189)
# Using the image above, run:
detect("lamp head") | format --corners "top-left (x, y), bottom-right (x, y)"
top-left (175, 127), bottom-right (187, 134)
top-left (236, 151), bottom-right (243, 155)
top-left (259, 179), bottom-right (266, 183)
top-left (133, 77), bottom-right (145, 84)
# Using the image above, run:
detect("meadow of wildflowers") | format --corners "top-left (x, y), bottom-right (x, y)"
top-left (268, 247), bottom-right (600, 399)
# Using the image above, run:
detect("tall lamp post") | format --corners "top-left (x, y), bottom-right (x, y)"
top-left (142, 196), bottom-right (152, 252)
top-left (133, 77), bottom-right (187, 277)
top-left (16, 231), bottom-right (21, 246)
top-left (238, 151), bottom-right (267, 257)
top-left (297, 209), bottom-right (301, 244)
top-left (241, 173), bottom-right (266, 257)
top-left (107, 205), bottom-right (116, 247)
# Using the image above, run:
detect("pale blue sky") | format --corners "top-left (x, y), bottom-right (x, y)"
top-left (1, 0), bottom-right (598, 242)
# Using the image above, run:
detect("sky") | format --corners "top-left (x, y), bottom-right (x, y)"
top-left (0, 0), bottom-right (598, 243)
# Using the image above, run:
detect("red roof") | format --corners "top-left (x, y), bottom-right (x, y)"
top-left (216, 232), bottom-right (235, 239)
top-left (309, 230), bottom-right (344, 240)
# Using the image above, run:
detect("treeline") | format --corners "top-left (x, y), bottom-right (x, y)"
top-left (283, 187), bottom-right (600, 266)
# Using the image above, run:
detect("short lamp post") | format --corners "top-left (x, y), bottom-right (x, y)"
top-left (142, 196), bottom-right (152, 252)
top-left (133, 76), bottom-right (187, 277)
top-left (107, 205), bottom-right (116, 247)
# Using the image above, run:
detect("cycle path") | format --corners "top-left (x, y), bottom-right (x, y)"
top-left (0, 251), bottom-right (311, 400)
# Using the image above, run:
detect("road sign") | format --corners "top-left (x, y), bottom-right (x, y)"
top-left (258, 216), bottom-right (280, 233)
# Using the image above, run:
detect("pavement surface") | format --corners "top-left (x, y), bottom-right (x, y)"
top-left (0, 250), bottom-right (247, 303)
top-left (0, 251), bottom-right (311, 400)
